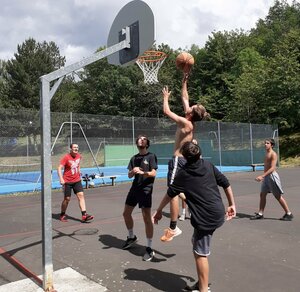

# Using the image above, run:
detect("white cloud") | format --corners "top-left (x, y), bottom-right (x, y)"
top-left (0, 0), bottom-right (295, 66)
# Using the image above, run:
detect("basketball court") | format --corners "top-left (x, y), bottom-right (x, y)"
top-left (1, 0), bottom-right (298, 291)
top-left (0, 167), bottom-right (299, 291)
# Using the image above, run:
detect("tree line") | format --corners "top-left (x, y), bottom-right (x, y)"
top-left (0, 0), bottom-right (299, 134)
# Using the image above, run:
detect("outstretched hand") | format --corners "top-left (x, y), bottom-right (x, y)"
top-left (162, 86), bottom-right (171, 98)
top-left (152, 210), bottom-right (162, 224)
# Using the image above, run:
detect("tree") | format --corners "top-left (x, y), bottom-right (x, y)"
top-left (3, 38), bottom-right (65, 109)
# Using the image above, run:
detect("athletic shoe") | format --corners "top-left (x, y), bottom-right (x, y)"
top-left (122, 235), bottom-right (138, 250)
top-left (250, 213), bottom-right (264, 220)
top-left (182, 281), bottom-right (211, 291)
top-left (143, 247), bottom-right (155, 261)
top-left (160, 226), bottom-right (182, 242)
top-left (81, 214), bottom-right (94, 222)
top-left (60, 214), bottom-right (68, 222)
top-left (280, 213), bottom-right (294, 221)
top-left (179, 214), bottom-right (186, 221)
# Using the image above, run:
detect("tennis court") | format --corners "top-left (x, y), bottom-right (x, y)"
top-left (0, 164), bottom-right (264, 195)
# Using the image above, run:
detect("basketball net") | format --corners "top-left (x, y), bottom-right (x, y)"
top-left (136, 50), bottom-right (167, 84)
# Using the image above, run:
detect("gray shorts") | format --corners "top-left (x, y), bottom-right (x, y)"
top-left (192, 229), bottom-right (215, 256)
top-left (261, 171), bottom-right (284, 199)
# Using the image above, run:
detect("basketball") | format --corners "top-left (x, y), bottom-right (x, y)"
top-left (176, 52), bottom-right (194, 71)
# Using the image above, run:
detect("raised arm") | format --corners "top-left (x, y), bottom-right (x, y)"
top-left (181, 73), bottom-right (192, 115)
top-left (162, 86), bottom-right (186, 124)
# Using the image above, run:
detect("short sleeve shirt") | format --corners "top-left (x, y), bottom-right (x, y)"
top-left (127, 152), bottom-right (158, 192)
top-left (60, 153), bottom-right (81, 183)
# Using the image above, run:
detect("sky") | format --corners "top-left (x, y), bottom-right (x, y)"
top-left (0, 0), bottom-right (293, 66)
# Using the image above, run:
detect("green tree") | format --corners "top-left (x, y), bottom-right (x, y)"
top-left (193, 30), bottom-right (250, 120)
top-left (227, 48), bottom-right (267, 122)
top-left (4, 38), bottom-right (65, 109)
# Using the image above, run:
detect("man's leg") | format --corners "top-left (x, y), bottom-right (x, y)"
top-left (251, 192), bottom-right (267, 220)
top-left (60, 195), bottom-right (71, 222)
top-left (123, 204), bottom-right (135, 231)
top-left (161, 195), bottom-right (182, 242)
top-left (76, 191), bottom-right (94, 222)
top-left (141, 207), bottom-right (155, 261)
top-left (76, 191), bottom-right (86, 211)
top-left (61, 196), bottom-right (71, 213)
top-left (277, 195), bottom-right (291, 213)
top-left (258, 192), bottom-right (267, 214)
top-left (194, 253), bottom-right (209, 292)
top-left (170, 196), bottom-right (179, 225)
top-left (122, 204), bottom-right (138, 249)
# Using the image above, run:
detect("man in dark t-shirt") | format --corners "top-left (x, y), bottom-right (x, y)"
top-left (122, 135), bottom-right (158, 262)
top-left (153, 142), bottom-right (236, 291)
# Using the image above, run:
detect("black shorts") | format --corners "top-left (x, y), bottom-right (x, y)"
top-left (167, 156), bottom-right (187, 187)
top-left (64, 181), bottom-right (83, 197)
top-left (125, 188), bottom-right (152, 209)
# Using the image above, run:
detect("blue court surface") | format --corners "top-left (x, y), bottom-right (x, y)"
top-left (0, 164), bottom-right (263, 195)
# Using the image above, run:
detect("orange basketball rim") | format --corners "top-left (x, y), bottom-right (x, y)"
top-left (136, 50), bottom-right (167, 84)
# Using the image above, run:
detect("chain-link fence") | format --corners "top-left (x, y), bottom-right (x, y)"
top-left (0, 108), bottom-right (279, 173)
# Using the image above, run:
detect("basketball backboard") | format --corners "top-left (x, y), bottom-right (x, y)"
top-left (107, 0), bottom-right (155, 66)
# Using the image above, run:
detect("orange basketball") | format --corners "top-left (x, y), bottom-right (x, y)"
top-left (176, 52), bottom-right (194, 71)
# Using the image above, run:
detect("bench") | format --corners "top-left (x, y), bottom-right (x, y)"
top-left (250, 163), bottom-right (264, 172)
top-left (82, 175), bottom-right (117, 188)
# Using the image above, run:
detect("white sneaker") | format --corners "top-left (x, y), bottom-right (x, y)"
top-left (160, 226), bottom-right (182, 242)
top-left (179, 214), bottom-right (185, 221)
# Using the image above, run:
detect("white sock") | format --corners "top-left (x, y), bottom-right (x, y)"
top-left (182, 208), bottom-right (186, 215)
top-left (128, 229), bottom-right (134, 238)
top-left (147, 238), bottom-right (152, 248)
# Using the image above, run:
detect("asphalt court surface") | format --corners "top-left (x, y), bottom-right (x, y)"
top-left (0, 167), bottom-right (299, 291)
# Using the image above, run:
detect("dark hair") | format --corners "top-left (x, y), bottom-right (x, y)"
top-left (266, 138), bottom-right (275, 147)
top-left (191, 104), bottom-right (210, 122)
top-left (70, 143), bottom-right (78, 148)
top-left (135, 134), bottom-right (150, 148)
top-left (181, 141), bottom-right (202, 163)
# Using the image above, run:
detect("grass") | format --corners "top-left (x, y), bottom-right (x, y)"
top-left (279, 132), bottom-right (300, 167)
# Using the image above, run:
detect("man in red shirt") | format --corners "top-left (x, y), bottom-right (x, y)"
top-left (58, 143), bottom-right (94, 222)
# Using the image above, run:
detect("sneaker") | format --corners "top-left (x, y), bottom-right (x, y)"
top-left (179, 214), bottom-right (186, 221)
top-left (81, 214), bottom-right (94, 222)
top-left (250, 212), bottom-right (264, 220)
top-left (60, 214), bottom-right (68, 222)
top-left (182, 281), bottom-right (211, 291)
top-left (122, 235), bottom-right (138, 250)
top-left (280, 213), bottom-right (294, 221)
top-left (161, 226), bottom-right (182, 242)
top-left (143, 247), bottom-right (155, 261)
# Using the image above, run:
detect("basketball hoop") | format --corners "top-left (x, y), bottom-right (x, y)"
top-left (136, 50), bottom-right (167, 84)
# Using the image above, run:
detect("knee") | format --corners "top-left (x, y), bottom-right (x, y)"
top-left (63, 196), bottom-right (71, 203)
top-left (76, 192), bottom-right (85, 200)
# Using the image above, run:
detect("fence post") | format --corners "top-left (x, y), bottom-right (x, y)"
top-left (132, 116), bottom-right (135, 155)
top-left (250, 123), bottom-right (253, 164)
top-left (70, 112), bottom-right (73, 145)
top-left (217, 121), bottom-right (222, 171)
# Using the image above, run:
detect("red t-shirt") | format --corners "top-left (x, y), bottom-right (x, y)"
top-left (60, 153), bottom-right (82, 183)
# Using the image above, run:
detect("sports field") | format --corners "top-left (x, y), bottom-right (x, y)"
top-left (0, 167), bottom-right (299, 291)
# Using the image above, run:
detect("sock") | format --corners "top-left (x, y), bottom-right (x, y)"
top-left (170, 221), bottom-right (177, 230)
top-left (182, 208), bottom-right (186, 215)
top-left (128, 229), bottom-right (134, 238)
top-left (81, 211), bottom-right (87, 216)
top-left (287, 212), bottom-right (292, 215)
top-left (147, 238), bottom-right (152, 249)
